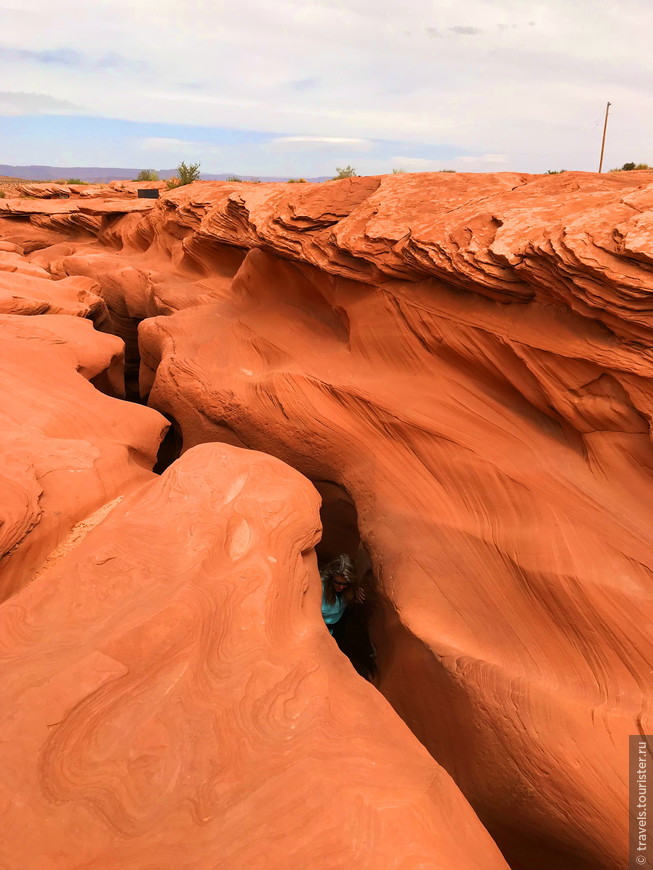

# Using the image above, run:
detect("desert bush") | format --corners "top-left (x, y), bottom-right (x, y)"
top-left (65, 178), bottom-right (83, 184)
top-left (165, 161), bottom-right (201, 189)
top-left (545, 169), bottom-right (566, 174)
top-left (333, 165), bottom-right (357, 179)
top-left (177, 161), bottom-right (201, 185)
top-left (611, 162), bottom-right (652, 171)
top-left (226, 175), bottom-right (242, 182)
top-left (0, 191), bottom-right (5, 198)
top-left (392, 168), bottom-right (407, 174)
top-left (287, 177), bottom-right (307, 183)
top-left (437, 169), bottom-right (456, 173)
top-left (134, 169), bottom-right (159, 181)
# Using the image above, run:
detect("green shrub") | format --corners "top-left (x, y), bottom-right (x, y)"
top-left (65, 178), bottom-right (83, 184)
top-left (178, 161), bottom-right (201, 185)
top-left (287, 177), bottom-right (307, 183)
top-left (545, 169), bottom-right (566, 174)
top-left (611, 162), bottom-right (652, 171)
top-left (165, 162), bottom-right (201, 189)
top-left (333, 165), bottom-right (357, 179)
top-left (134, 169), bottom-right (159, 181)
top-left (226, 175), bottom-right (242, 182)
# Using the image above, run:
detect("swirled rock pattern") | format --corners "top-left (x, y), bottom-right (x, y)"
top-left (0, 442), bottom-right (508, 870)
top-left (135, 172), bottom-right (653, 870)
top-left (2, 171), bottom-right (652, 869)
top-left (0, 257), bottom-right (109, 323)
top-left (0, 299), bottom-right (166, 601)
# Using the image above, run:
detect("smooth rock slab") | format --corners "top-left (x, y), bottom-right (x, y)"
top-left (0, 443), bottom-right (508, 870)
top-left (0, 313), bottom-right (166, 601)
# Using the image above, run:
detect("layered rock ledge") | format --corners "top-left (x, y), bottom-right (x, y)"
top-left (1, 171), bottom-right (652, 869)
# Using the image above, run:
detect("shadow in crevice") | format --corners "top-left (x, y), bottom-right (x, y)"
top-left (314, 480), bottom-right (378, 681)
top-left (153, 417), bottom-right (183, 474)
top-left (151, 427), bottom-right (378, 680)
top-left (330, 602), bottom-right (378, 682)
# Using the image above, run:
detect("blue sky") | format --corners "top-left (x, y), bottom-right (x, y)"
top-left (0, 114), bottom-right (470, 176)
top-left (1, 0), bottom-right (652, 177)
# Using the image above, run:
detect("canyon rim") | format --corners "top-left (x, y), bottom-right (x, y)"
top-left (1, 170), bottom-right (652, 869)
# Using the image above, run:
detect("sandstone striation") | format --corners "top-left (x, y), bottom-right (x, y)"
top-left (0, 306), bottom-right (166, 601)
top-left (0, 262), bottom-right (110, 322)
top-left (2, 179), bottom-right (166, 199)
top-left (136, 172), bottom-right (653, 870)
top-left (2, 171), bottom-right (652, 869)
top-left (0, 442), bottom-right (508, 870)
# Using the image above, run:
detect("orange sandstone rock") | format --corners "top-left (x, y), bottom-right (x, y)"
top-left (0, 443), bottom-right (508, 870)
top-left (132, 172), bottom-right (653, 870)
top-left (3, 171), bottom-right (653, 868)
top-left (0, 312), bottom-right (166, 601)
top-left (0, 267), bottom-right (109, 322)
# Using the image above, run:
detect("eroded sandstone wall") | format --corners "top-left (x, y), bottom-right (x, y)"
top-left (0, 442), bottom-right (508, 870)
top-left (134, 172), bottom-right (653, 870)
top-left (2, 172), bottom-right (652, 869)
top-left (0, 209), bottom-right (510, 869)
top-left (0, 304), bottom-right (165, 601)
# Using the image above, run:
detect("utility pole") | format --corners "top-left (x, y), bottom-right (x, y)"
top-left (598, 101), bottom-right (611, 172)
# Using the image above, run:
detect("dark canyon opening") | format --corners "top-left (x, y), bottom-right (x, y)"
top-left (152, 417), bottom-right (378, 680)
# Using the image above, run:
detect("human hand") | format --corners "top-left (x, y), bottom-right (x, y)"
top-left (355, 587), bottom-right (366, 604)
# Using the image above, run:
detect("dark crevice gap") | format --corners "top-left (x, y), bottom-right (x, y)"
top-left (312, 480), bottom-right (378, 681)
top-left (153, 415), bottom-right (184, 474)
top-left (123, 316), bottom-right (144, 400)
top-left (150, 416), bottom-right (379, 680)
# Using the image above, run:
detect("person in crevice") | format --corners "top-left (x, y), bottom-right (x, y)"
top-left (320, 554), bottom-right (364, 635)
top-left (320, 554), bottom-right (377, 681)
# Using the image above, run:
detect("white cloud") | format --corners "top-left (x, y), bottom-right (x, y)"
top-left (1, 0), bottom-right (652, 172)
top-left (455, 153), bottom-right (509, 164)
top-left (390, 156), bottom-right (451, 170)
top-left (140, 137), bottom-right (201, 151)
top-left (271, 136), bottom-right (373, 150)
top-left (0, 90), bottom-right (81, 114)
top-left (449, 25), bottom-right (485, 35)
top-left (137, 137), bottom-right (224, 166)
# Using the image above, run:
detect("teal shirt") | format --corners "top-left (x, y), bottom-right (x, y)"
top-left (321, 580), bottom-right (347, 634)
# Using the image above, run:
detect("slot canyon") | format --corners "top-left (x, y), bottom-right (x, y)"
top-left (1, 171), bottom-right (652, 869)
